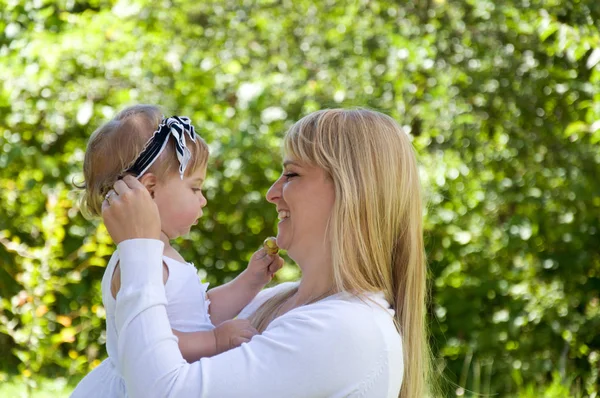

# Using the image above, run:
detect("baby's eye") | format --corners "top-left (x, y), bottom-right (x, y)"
top-left (192, 188), bottom-right (202, 192)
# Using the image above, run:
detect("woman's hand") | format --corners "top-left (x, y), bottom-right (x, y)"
top-left (102, 175), bottom-right (161, 244)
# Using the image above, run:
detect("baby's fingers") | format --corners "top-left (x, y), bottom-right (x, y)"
top-left (239, 328), bottom-right (258, 340)
top-left (250, 247), bottom-right (270, 262)
top-left (231, 336), bottom-right (251, 347)
top-left (229, 326), bottom-right (257, 348)
top-left (230, 319), bottom-right (258, 336)
top-left (268, 256), bottom-right (284, 276)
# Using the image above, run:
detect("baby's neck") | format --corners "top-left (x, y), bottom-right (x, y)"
top-left (159, 231), bottom-right (171, 247)
top-left (159, 232), bottom-right (184, 263)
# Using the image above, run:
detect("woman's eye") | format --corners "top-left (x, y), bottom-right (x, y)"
top-left (283, 172), bottom-right (298, 180)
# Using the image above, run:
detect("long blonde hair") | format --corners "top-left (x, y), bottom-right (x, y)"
top-left (250, 108), bottom-right (432, 397)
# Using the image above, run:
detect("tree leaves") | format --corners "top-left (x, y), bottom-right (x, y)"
top-left (0, 0), bottom-right (599, 395)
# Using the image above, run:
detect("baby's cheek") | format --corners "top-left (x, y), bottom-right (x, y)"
top-left (183, 206), bottom-right (200, 221)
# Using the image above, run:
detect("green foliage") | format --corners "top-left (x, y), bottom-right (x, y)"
top-left (517, 372), bottom-right (590, 398)
top-left (0, 376), bottom-right (72, 397)
top-left (0, 0), bottom-right (598, 396)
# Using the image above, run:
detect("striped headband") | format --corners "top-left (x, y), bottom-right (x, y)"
top-left (124, 116), bottom-right (198, 179)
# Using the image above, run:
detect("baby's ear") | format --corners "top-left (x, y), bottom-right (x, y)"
top-left (139, 173), bottom-right (158, 198)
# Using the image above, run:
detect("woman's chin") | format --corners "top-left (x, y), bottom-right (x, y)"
top-left (275, 236), bottom-right (290, 251)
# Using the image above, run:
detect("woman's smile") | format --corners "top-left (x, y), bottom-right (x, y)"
top-left (277, 209), bottom-right (290, 223)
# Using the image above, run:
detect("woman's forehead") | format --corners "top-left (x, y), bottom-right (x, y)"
top-left (283, 158), bottom-right (302, 167)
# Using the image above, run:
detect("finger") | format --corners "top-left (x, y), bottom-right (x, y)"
top-left (101, 198), bottom-right (110, 213)
top-left (238, 329), bottom-right (255, 340)
top-left (231, 336), bottom-right (251, 347)
top-left (268, 257), bottom-right (284, 274)
top-left (261, 251), bottom-right (281, 266)
top-left (246, 326), bottom-right (258, 336)
top-left (104, 189), bottom-right (117, 205)
top-left (239, 324), bottom-right (258, 335)
top-left (233, 319), bottom-right (252, 328)
top-left (122, 174), bottom-right (146, 190)
top-left (252, 247), bottom-right (269, 261)
top-left (113, 179), bottom-right (129, 195)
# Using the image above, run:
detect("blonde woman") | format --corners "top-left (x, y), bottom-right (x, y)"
top-left (102, 109), bottom-right (433, 397)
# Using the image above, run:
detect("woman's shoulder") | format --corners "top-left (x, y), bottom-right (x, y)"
top-left (261, 291), bottom-right (403, 391)
top-left (298, 290), bottom-right (393, 316)
top-left (279, 291), bottom-right (401, 348)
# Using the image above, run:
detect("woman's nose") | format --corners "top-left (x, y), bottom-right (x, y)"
top-left (266, 178), bottom-right (282, 204)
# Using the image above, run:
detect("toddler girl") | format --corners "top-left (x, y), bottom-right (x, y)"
top-left (71, 105), bottom-right (282, 397)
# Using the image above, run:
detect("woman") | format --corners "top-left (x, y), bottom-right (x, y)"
top-left (102, 108), bottom-right (433, 397)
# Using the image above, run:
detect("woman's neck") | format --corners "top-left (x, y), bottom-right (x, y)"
top-left (291, 255), bottom-right (336, 308)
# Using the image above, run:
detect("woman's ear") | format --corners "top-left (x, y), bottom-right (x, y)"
top-left (139, 173), bottom-right (158, 198)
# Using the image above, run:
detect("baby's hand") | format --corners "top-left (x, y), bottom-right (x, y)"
top-left (244, 247), bottom-right (284, 288)
top-left (213, 319), bottom-right (258, 354)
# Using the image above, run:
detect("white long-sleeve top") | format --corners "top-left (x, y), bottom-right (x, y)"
top-left (115, 239), bottom-right (404, 398)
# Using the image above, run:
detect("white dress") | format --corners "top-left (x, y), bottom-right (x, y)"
top-left (71, 250), bottom-right (213, 398)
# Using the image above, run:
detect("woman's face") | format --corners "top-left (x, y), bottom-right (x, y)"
top-left (266, 158), bottom-right (335, 261)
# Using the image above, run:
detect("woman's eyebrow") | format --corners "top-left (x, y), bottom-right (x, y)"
top-left (283, 160), bottom-right (300, 167)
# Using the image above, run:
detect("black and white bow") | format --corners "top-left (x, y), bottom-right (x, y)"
top-left (125, 116), bottom-right (198, 179)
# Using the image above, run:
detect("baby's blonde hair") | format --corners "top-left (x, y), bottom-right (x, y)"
top-left (79, 104), bottom-right (209, 218)
top-left (250, 108), bottom-right (434, 398)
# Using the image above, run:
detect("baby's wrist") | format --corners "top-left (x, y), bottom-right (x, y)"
top-left (238, 269), bottom-right (268, 291)
top-left (210, 328), bottom-right (220, 356)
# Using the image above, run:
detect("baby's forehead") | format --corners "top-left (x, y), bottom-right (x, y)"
top-left (185, 165), bottom-right (207, 180)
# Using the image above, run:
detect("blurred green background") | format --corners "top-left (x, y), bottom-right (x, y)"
top-left (1, 0), bottom-right (599, 396)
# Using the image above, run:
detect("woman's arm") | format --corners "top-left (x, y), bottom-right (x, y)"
top-left (110, 261), bottom-right (169, 299)
top-left (115, 240), bottom-right (393, 398)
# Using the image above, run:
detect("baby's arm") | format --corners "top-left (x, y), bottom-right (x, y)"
top-left (172, 319), bottom-right (257, 363)
top-left (207, 248), bottom-right (283, 326)
top-left (171, 329), bottom-right (216, 363)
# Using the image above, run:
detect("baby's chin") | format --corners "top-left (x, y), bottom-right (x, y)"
top-left (167, 227), bottom-right (192, 239)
